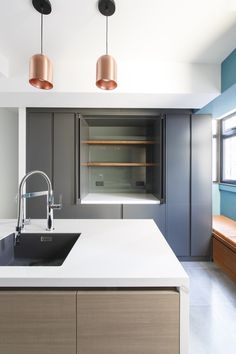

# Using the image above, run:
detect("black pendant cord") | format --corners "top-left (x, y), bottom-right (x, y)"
top-left (41, 13), bottom-right (44, 54)
top-left (106, 16), bottom-right (108, 55)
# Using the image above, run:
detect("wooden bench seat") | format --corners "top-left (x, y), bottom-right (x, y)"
top-left (212, 215), bottom-right (236, 281)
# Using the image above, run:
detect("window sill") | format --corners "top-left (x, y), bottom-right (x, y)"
top-left (219, 183), bottom-right (236, 193)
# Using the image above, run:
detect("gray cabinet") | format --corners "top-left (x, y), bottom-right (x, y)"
top-left (165, 113), bottom-right (212, 259)
top-left (123, 204), bottom-right (166, 235)
top-left (53, 113), bottom-right (78, 208)
top-left (26, 111), bottom-right (121, 219)
top-left (191, 114), bottom-right (212, 257)
top-left (166, 114), bottom-right (190, 256)
top-left (26, 109), bottom-right (212, 259)
top-left (26, 112), bottom-right (53, 218)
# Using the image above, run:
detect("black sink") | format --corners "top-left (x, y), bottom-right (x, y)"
top-left (0, 233), bottom-right (80, 266)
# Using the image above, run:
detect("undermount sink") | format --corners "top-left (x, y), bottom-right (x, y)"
top-left (0, 233), bottom-right (80, 266)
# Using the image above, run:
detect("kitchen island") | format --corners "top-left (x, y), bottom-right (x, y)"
top-left (0, 219), bottom-right (189, 354)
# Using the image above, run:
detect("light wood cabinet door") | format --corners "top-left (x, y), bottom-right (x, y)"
top-left (0, 291), bottom-right (76, 354)
top-left (77, 290), bottom-right (180, 354)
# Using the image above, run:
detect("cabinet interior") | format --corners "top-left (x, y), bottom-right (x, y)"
top-left (80, 116), bottom-right (164, 204)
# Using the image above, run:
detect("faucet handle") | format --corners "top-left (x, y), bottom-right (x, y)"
top-left (51, 194), bottom-right (62, 210)
top-left (23, 218), bottom-right (31, 226)
top-left (51, 203), bottom-right (62, 210)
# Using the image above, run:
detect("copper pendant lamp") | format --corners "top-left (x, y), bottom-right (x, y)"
top-left (96, 0), bottom-right (117, 90)
top-left (29, 0), bottom-right (53, 90)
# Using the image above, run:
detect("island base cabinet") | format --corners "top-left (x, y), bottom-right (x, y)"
top-left (77, 290), bottom-right (180, 354)
top-left (0, 291), bottom-right (76, 354)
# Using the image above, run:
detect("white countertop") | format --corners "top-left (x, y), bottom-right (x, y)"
top-left (0, 219), bottom-right (188, 288)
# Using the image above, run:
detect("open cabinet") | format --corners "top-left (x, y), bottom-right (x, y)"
top-left (26, 108), bottom-right (211, 258)
top-left (80, 113), bottom-right (165, 204)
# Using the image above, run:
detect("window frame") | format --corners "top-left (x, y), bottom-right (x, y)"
top-left (212, 119), bottom-right (219, 183)
top-left (220, 113), bottom-right (236, 185)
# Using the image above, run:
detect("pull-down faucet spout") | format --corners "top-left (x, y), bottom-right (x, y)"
top-left (16, 171), bottom-right (61, 241)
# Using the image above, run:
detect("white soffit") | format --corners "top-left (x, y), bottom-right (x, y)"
top-left (0, 53), bottom-right (8, 78)
top-left (0, 0), bottom-right (235, 108)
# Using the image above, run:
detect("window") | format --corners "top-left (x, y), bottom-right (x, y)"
top-left (212, 119), bottom-right (218, 182)
top-left (223, 115), bottom-right (236, 132)
top-left (221, 114), bottom-right (236, 184)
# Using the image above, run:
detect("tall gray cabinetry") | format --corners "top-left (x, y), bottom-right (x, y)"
top-left (191, 115), bottom-right (212, 257)
top-left (26, 111), bottom-right (121, 219)
top-left (165, 114), bottom-right (190, 257)
top-left (123, 113), bottom-right (212, 259)
top-left (26, 109), bottom-right (212, 259)
top-left (165, 113), bottom-right (212, 259)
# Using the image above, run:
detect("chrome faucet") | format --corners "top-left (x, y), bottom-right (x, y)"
top-left (16, 171), bottom-right (62, 240)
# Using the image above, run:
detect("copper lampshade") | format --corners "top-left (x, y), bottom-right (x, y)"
top-left (29, 54), bottom-right (53, 90)
top-left (29, 1), bottom-right (53, 90)
top-left (96, 54), bottom-right (117, 90)
top-left (96, 0), bottom-right (117, 90)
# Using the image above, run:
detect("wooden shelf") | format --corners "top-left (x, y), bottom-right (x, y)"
top-left (81, 162), bottom-right (158, 167)
top-left (82, 140), bottom-right (157, 145)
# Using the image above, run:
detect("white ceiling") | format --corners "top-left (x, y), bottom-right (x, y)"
top-left (0, 0), bottom-right (235, 108)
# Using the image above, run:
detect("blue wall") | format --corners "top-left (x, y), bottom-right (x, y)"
top-left (197, 48), bottom-right (236, 118)
top-left (198, 48), bottom-right (236, 219)
top-left (222, 49), bottom-right (236, 92)
top-left (197, 83), bottom-right (236, 118)
top-left (220, 184), bottom-right (236, 221)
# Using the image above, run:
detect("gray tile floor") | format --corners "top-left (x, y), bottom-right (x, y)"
top-left (181, 262), bottom-right (236, 354)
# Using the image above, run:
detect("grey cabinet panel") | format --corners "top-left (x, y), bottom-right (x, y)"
top-left (26, 110), bottom-right (211, 258)
top-left (56, 204), bottom-right (121, 219)
top-left (191, 115), bottom-right (212, 257)
top-left (54, 204), bottom-right (120, 219)
top-left (166, 114), bottom-right (190, 256)
top-left (26, 112), bottom-right (53, 218)
top-left (80, 118), bottom-right (89, 200)
top-left (26, 110), bottom-right (121, 220)
top-left (53, 113), bottom-right (77, 207)
top-left (123, 205), bottom-right (166, 235)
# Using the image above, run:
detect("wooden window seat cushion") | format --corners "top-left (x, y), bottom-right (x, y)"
top-left (212, 215), bottom-right (236, 281)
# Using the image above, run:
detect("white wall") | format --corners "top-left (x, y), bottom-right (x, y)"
top-left (212, 183), bottom-right (220, 215)
top-left (0, 108), bottom-right (18, 218)
top-left (0, 62), bottom-right (220, 109)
